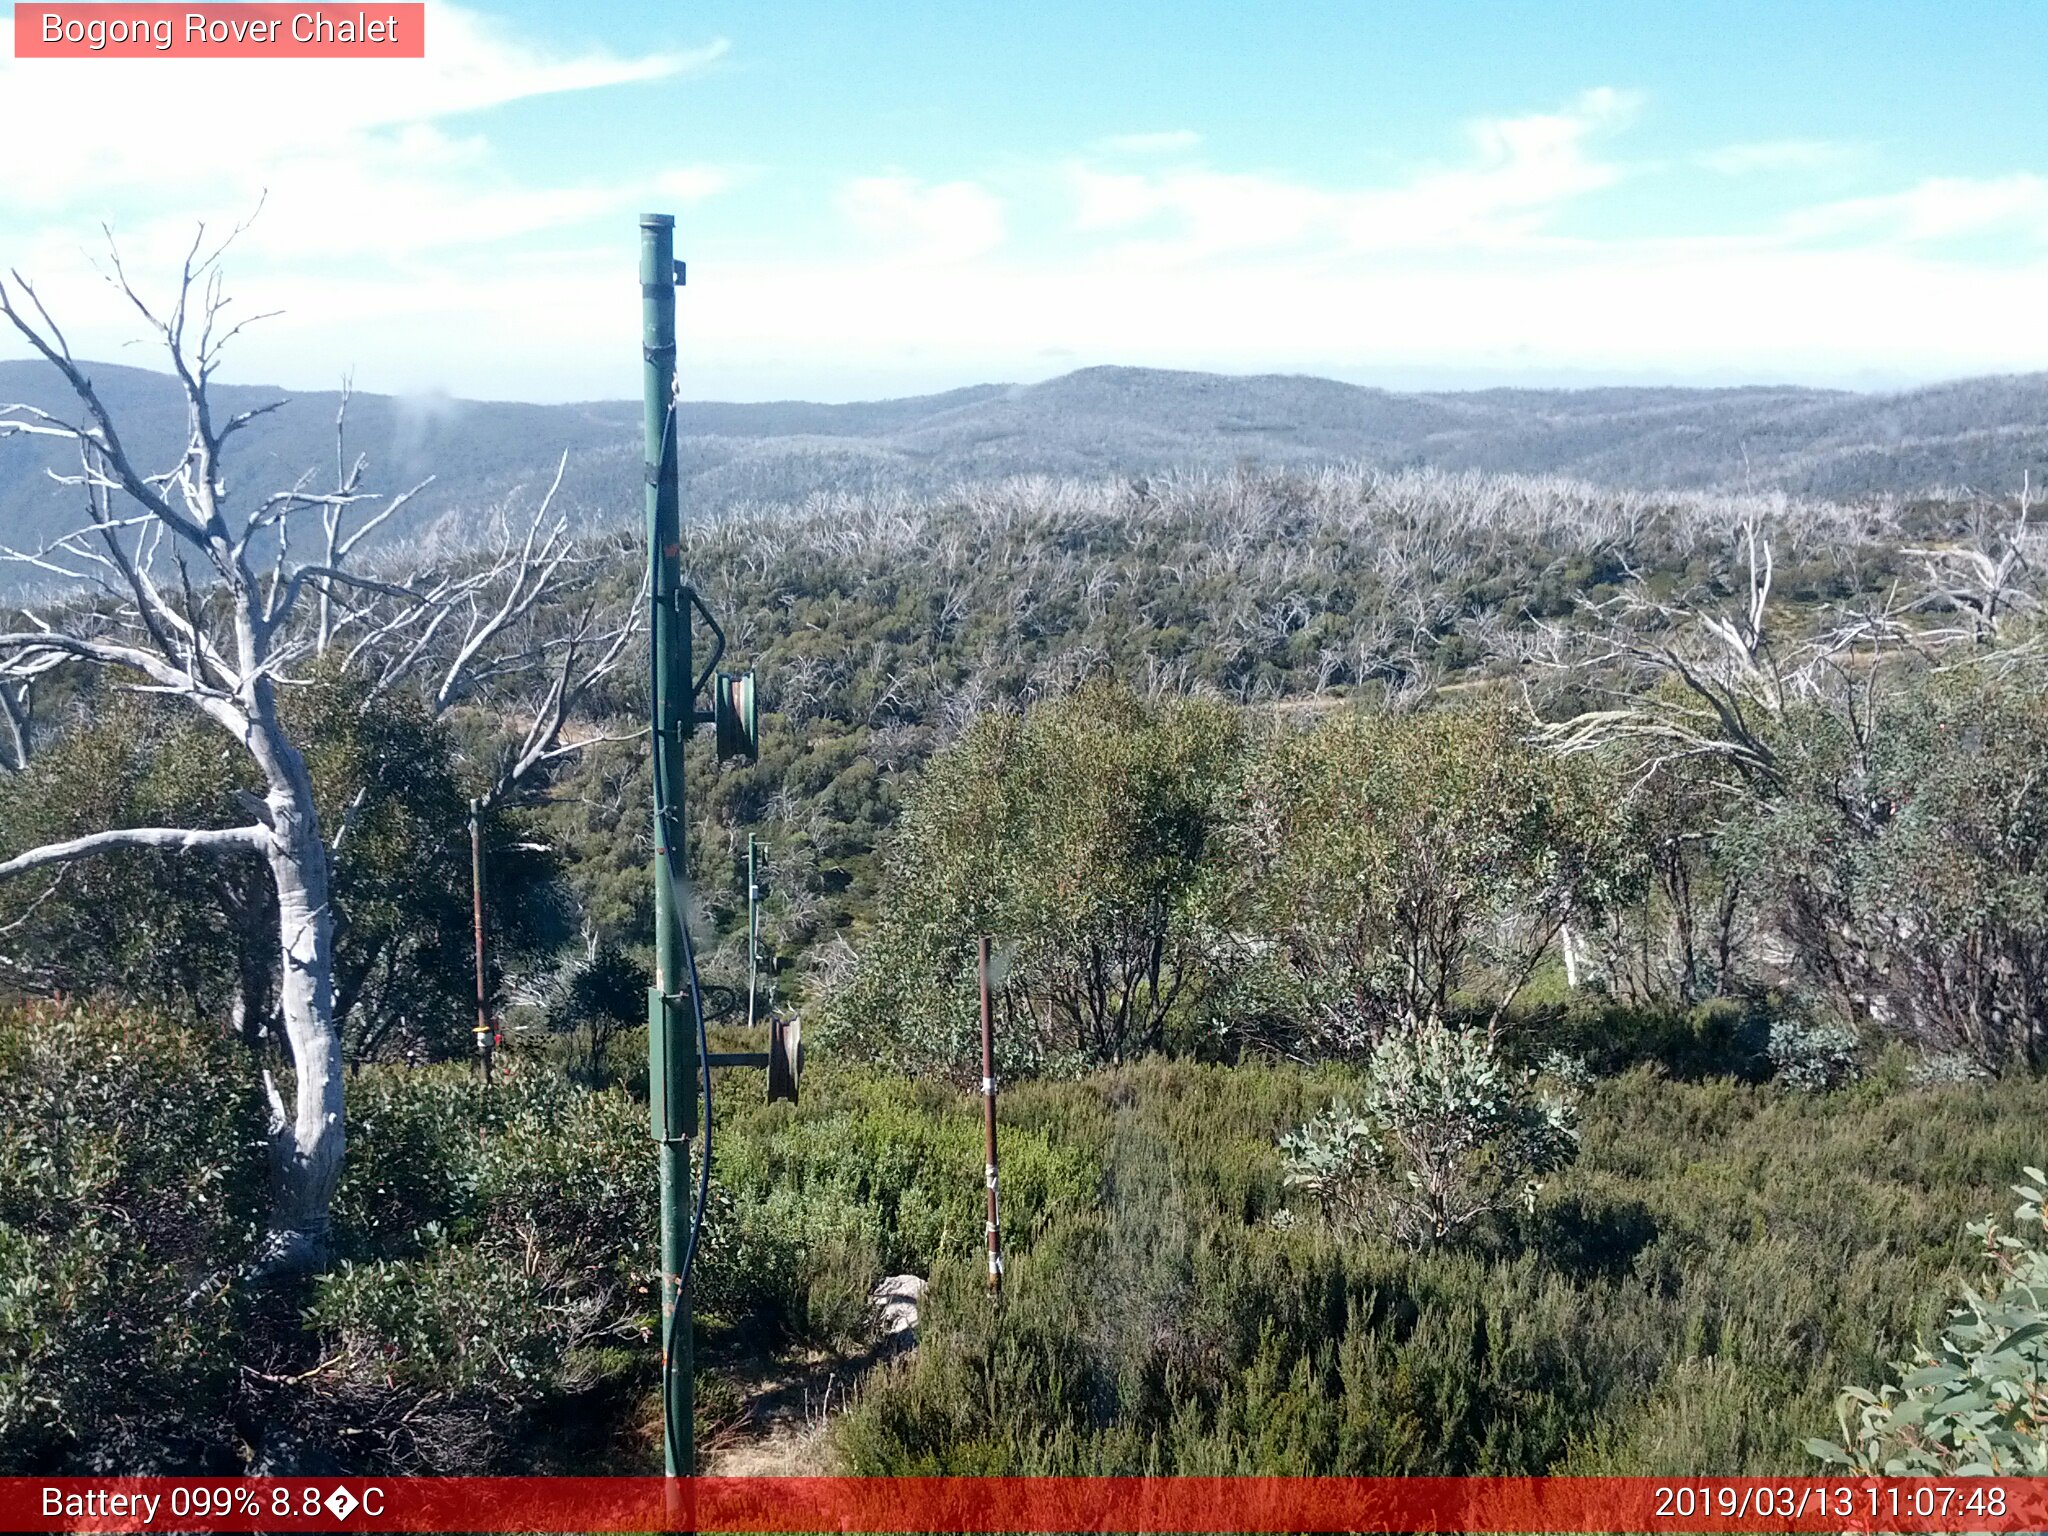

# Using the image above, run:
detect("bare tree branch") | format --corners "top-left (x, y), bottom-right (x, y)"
top-left (431, 453), bottom-right (574, 713)
top-left (478, 573), bottom-right (647, 810)
top-left (0, 822), bottom-right (266, 879)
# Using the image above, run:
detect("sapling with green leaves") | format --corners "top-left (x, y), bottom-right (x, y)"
top-left (1280, 1018), bottom-right (1578, 1247)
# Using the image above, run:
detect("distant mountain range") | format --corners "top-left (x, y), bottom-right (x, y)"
top-left (2, 359), bottom-right (2044, 588)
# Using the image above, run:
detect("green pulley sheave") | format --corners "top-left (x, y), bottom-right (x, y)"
top-left (714, 670), bottom-right (758, 763)
top-left (768, 1013), bottom-right (801, 1105)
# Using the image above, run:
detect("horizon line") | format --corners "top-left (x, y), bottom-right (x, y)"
top-left (2, 354), bottom-right (2042, 412)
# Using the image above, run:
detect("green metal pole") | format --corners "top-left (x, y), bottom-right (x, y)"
top-left (642, 211), bottom-right (694, 1480)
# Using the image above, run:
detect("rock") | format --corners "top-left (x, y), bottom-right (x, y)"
top-left (868, 1273), bottom-right (926, 1336)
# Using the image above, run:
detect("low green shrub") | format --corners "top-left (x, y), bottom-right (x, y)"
top-left (1810, 1170), bottom-right (2048, 1474)
top-left (6, 999), bottom-right (2043, 1479)
top-left (313, 1238), bottom-right (570, 1397)
top-left (709, 1062), bottom-right (1101, 1345)
top-left (709, 1185), bottom-right (882, 1345)
top-left (0, 1001), bottom-right (264, 1472)
top-left (1767, 1017), bottom-right (1863, 1093)
top-left (299, 1060), bottom-right (655, 1469)
top-left (839, 1059), bottom-right (2048, 1475)
top-left (1540, 996), bottom-right (1773, 1082)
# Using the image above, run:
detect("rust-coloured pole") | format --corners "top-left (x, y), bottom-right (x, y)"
top-left (979, 935), bottom-right (1002, 1295)
top-left (470, 797), bottom-right (491, 1083)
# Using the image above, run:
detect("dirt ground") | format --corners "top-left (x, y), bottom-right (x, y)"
top-left (698, 1332), bottom-right (913, 1475)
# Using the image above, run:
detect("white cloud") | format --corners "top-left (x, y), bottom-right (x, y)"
top-left (666, 241), bottom-right (2048, 399)
top-left (8, 72), bottom-right (2047, 404)
top-left (1344, 86), bottom-right (1639, 249)
top-left (1070, 166), bottom-right (1328, 252)
top-left (1699, 138), bottom-right (1852, 175)
top-left (1786, 173), bottom-right (2048, 246)
top-left (0, 7), bottom-right (729, 282)
top-left (0, 8), bottom-right (733, 386)
top-left (1067, 88), bottom-right (1639, 262)
top-left (95, 231), bottom-right (2043, 402)
top-left (835, 175), bottom-right (1006, 265)
top-left (642, 109), bottom-right (2048, 395)
top-left (654, 167), bottom-right (737, 205)
top-left (0, 11), bottom-right (722, 213)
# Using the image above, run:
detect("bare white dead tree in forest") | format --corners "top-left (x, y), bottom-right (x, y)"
top-left (1531, 516), bottom-right (1849, 795)
top-left (1532, 495), bottom-right (2042, 790)
top-left (324, 410), bottom-right (645, 811)
top-left (1901, 473), bottom-right (2042, 646)
top-left (0, 229), bottom-right (637, 1272)
top-left (0, 660), bottom-right (54, 772)
top-left (1525, 495), bottom-right (2046, 1024)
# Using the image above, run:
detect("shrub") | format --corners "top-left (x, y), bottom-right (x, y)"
top-left (539, 939), bottom-right (648, 1086)
top-left (1536, 1048), bottom-right (1596, 1091)
top-left (1542, 996), bottom-right (1773, 1082)
top-left (1810, 1170), bottom-right (2048, 1474)
top-left (845, 1059), bottom-right (2048, 1476)
top-left (330, 1070), bottom-right (492, 1257)
top-left (828, 680), bottom-right (1243, 1077)
top-left (0, 1001), bottom-right (264, 1472)
top-left (1236, 707), bottom-right (1640, 1053)
top-left (1741, 671), bottom-right (2048, 1073)
top-left (1910, 1050), bottom-right (1991, 1088)
top-left (1282, 1020), bottom-right (1578, 1248)
top-left (313, 1238), bottom-right (568, 1398)
top-left (707, 1063), bottom-right (1100, 1346)
top-left (1767, 1017), bottom-right (1862, 1093)
top-left (708, 1185), bottom-right (882, 1347)
top-left (308, 1061), bottom-right (655, 1470)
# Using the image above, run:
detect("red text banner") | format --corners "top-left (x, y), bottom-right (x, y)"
top-left (13, 4), bottom-right (425, 58)
top-left (3, 1476), bottom-right (2045, 1533)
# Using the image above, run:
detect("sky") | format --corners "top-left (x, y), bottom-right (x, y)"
top-left (3, 1), bottom-right (2048, 402)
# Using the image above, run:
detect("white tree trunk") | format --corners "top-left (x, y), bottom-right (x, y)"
top-left (253, 722), bottom-right (345, 1273)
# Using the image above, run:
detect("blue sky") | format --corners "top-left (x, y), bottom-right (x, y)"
top-left (3, 1), bottom-right (2047, 400)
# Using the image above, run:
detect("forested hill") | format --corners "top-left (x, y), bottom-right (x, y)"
top-left (4, 359), bottom-right (2046, 587)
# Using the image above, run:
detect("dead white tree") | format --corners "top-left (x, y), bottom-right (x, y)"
top-left (1902, 474), bottom-right (2041, 645)
top-left (1534, 495), bottom-right (2042, 791)
top-left (0, 659), bottom-right (53, 772)
top-left (1526, 498), bottom-right (2045, 1021)
top-left (0, 229), bottom-right (636, 1271)
top-left (321, 422), bottom-right (644, 813)
top-left (1531, 516), bottom-right (1821, 795)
